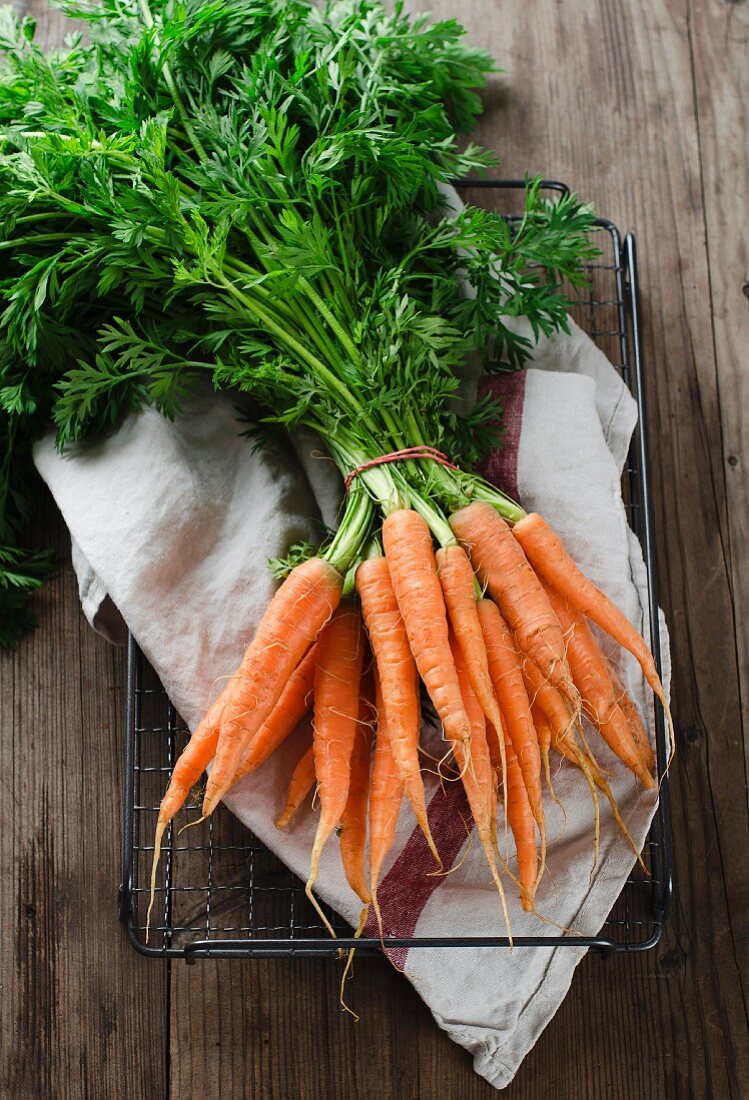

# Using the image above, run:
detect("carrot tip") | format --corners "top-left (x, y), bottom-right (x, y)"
top-left (371, 893), bottom-right (385, 945)
top-left (638, 768), bottom-right (656, 791)
top-left (339, 907), bottom-right (369, 1022)
top-left (420, 827), bottom-right (443, 873)
top-left (201, 792), bottom-right (219, 818)
top-left (354, 905), bottom-right (369, 939)
top-left (177, 813), bottom-right (207, 837)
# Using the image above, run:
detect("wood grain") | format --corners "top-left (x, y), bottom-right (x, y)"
top-left (3, 0), bottom-right (747, 1096)
top-left (0, 507), bottom-right (168, 1100)
top-left (690, 0), bottom-right (749, 890)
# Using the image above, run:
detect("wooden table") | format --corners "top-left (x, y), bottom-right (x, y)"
top-left (2, 1), bottom-right (747, 1096)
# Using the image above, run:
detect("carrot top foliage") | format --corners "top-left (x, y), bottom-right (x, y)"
top-left (0, 0), bottom-right (597, 645)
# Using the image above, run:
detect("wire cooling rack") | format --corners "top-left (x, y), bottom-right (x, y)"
top-left (119, 181), bottom-right (673, 960)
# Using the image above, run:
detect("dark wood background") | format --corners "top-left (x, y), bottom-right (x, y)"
top-left (1, 1), bottom-right (747, 1096)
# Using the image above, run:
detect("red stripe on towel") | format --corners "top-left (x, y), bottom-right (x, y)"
top-left (477, 371), bottom-right (526, 503)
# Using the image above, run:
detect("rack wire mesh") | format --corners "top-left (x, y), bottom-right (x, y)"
top-left (120, 180), bottom-right (673, 960)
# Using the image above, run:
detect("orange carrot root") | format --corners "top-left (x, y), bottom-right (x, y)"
top-left (436, 543), bottom-right (508, 807)
top-left (146, 687), bottom-right (232, 940)
top-left (382, 510), bottom-right (472, 750)
top-left (306, 602), bottom-right (365, 937)
top-left (276, 741), bottom-right (315, 829)
top-left (204, 557), bottom-right (342, 816)
top-left (512, 511), bottom-right (673, 765)
top-left (556, 731), bottom-right (647, 876)
top-left (477, 600), bottom-right (545, 833)
top-left (357, 552), bottom-right (441, 868)
top-left (369, 670), bottom-right (405, 941)
top-left (531, 703), bottom-right (562, 810)
top-left (339, 673), bottom-right (374, 905)
top-left (449, 629), bottom-right (513, 941)
top-left (500, 727), bottom-right (539, 911)
top-left (450, 502), bottom-right (579, 712)
top-left (545, 586), bottom-right (655, 790)
top-left (611, 671), bottom-right (656, 774)
top-left (233, 643), bottom-right (318, 787)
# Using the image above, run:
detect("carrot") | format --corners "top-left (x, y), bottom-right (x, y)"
top-left (382, 510), bottom-right (471, 751)
top-left (499, 725), bottom-right (539, 910)
top-left (477, 599), bottom-right (547, 888)
top-left (530, 701), bottom-right (555, 800)
top-left (450, 503), bottom-right (578, 709)
top-left (452, 639), bottom-right (498, 830)
top-left (449, 629), bottom-right (512, 939)
top-left (521, 656), bottom-right (574, 741)
top-left (339, 674), bottom-right (374, 907)
top-left (202, 557), bottom-right (342, 816)
top-left (356, 553), bottom-right (441, 867)
top-left (368, 670), bottom-right (405, 939)
top-left (546, 586), bottom-right (655, 789)
top-left (611, 672), bottom-right (656, 773)
top-left (146, 688), bottom-right (227, 940)
top-left (523, 655), bottom-right (608, 776)
top-left (148, 600), bottom-right (323, 940)
top-left (522, 649), bottom-right (614, 772)
top-left (306, 602), bottom-right (366, 935)
top-left (476, 599), bottom-right (544, 830)
top-left (338, 670), bottom-right (375, 1019)
top-left (482, 712), bottom-right (506, 783)
top-left (276, 741), bottom-right (315, 829)
top-left (155, 693), bottom-right (224, 836)
top-left (231, 643), bottom-right (317, 786)
top-left (520, 659), bottom-right (577, 800)
top-left (512, 511), bottom-right (673, 760)
top-left (521, 663), bottom-right (602, 869)
top-left (436, 544), bottom-right (508, 798)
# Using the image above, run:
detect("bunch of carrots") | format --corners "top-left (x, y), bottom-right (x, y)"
top-left (148, 492), bottom-right (671, 942)
top-left (0, 0), bottom-right (669, 943)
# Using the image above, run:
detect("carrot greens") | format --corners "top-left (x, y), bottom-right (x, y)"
top-left (0, 0), bottom-right (598, 643)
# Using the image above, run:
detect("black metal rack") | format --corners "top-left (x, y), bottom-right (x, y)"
top-left (120, 181), bottom-right (673, 960)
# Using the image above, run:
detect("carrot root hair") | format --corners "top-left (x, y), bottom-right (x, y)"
top-left (176, 813), bottom-right (207, 837)
top-left (588, 761), bottom-right (650, 877)
top-left (145, 818), bottom-right (166, 945)
top-left (338, 906), bottom-right (369, 1021)
top-left (305, 824), bottom-right (338, 940)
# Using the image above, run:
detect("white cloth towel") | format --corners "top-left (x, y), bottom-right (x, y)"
top-left (34, 312), bottom-right (669, 1091)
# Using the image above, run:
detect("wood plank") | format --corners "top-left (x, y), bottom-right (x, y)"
top-left (0, 9), bottom-right (169, 1097)
top-left (689, 0), bottom-right (749, 892)
top-left (169, 955), bottom-right (503, 1100)
top-left (0, 504), bottom-right (168, 1099)
top-left (686, 1), bottom-right (749, 1088)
